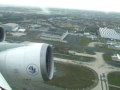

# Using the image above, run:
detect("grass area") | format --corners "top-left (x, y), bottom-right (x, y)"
top-left (96, 44), bottom-right (120, 53)
top-left (109, 86), bottom-right (120, 90)
top-left (80, 37), bottom-right (92, 46)
top-left (103, 53), bottom-right (112, 62)
top-left (103, 54), bottom-right (120, 67)
top-left (84, 49), bottom-right (96, 55)
top-left (108, 72), bottom-right (120, 90)
top-left (54, 53), bottom-right (95, 62)
top-left (46, 62), bottom-right (98, 89)
top-left (108, 72), bottom-right (120, 86)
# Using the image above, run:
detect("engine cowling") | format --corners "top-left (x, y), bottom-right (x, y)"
top-left (0, 27), bottom-right (5, 42)
top-left (0, 43), bottom-right (54, 82)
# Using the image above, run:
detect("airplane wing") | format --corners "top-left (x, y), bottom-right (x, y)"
top-left (0, 73), bottom-right (12, 90)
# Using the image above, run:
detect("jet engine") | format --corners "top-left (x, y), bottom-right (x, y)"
top-left (0, 43), bottom-right (54, 82)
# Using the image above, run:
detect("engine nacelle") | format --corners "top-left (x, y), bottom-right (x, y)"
top-left (0, 27), bottom-right (5, 42)
top-left (0, 43), bottom-right (54, 82)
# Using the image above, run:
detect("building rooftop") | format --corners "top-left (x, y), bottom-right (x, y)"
top-left (99, 27), bottom-right (120, 40)
top-left (112, 54), bottom-right (120, 61)
top-left (18, 29), bottom-right (26, 32)
top-left (3, 23), bottom-right (18, 28)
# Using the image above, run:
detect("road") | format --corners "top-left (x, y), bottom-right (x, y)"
top-left (75, 52), bottom-right (96, 58)
top-left (109, 84), bottom-right (120, 89)
top-left (88, 42), bottom-right (103, 47)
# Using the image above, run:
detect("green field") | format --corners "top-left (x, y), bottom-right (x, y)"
top-left (109, 86), bottom-right (120, 90)
top-left (108, 72), bottom-right (120, 86)
top-left (80, 37), bottom-right (92, 46)
top-left (46, 62), bottom-right (98, 89)
top-left (103, 53), bottom-right (112, 61)
top-left (108, 72), bottom-right (120, 90)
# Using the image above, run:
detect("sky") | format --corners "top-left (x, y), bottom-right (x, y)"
top-left (0, 0), bottom-right (120, 12)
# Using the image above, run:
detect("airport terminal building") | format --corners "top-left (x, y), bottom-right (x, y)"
top-left (99, 27), bottom-right (120, 41)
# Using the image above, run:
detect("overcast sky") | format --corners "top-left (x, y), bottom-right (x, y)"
top-left (0, 0), bottom-right (120, 12)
